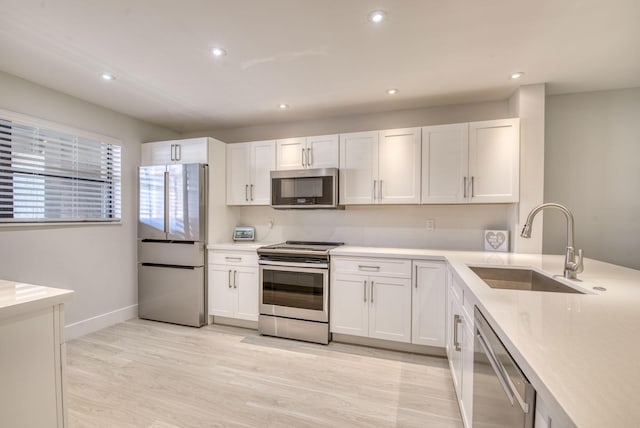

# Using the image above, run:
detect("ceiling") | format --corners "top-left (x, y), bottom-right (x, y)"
top-left (0, 0), bottom-right (638, 133)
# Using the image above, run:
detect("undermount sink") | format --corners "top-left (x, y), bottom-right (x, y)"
top-left (469, 266), bottom-right (585, 294)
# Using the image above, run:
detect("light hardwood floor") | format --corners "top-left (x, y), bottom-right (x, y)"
top-left (66, 319), bottom-right (463, 428)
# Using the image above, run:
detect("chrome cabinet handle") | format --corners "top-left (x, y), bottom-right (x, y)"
top-left (250, 184), bottom-right (254, 201)
top-left (371, 281), bottom-right (375, 303)
top-left (245, 184), bottom-right (249, 201)
top-left (363, 280), bottom-right (367, 302)
top-left (379, 179), bottom-right (383, 200)
top-left (463, 177), bottom-right (468, 198)
top-left (471, 176), bottom-right (475, 197)
top-left (228, 270), bottom-right (232, 288)
top-left (233, 270), bottom-right (238, 288)
top-left (170, 144), bottom-right (175, 161)
top-left (453, 314), bottom-right (462, 351)
top-left (358, 265), bottom-right (380, 271)
top-left (372, 180), bottom-right (377, 201)
top-left (175, 144), bottom-right (181, 161)
top-left (414, 265), bottom-right (418, 289)
top-left (225, 256), bottom-right (242, 262)
top-left (302, 149), bottom-right (306, 167)
top-left (307, 148), bottom-right (312, 166)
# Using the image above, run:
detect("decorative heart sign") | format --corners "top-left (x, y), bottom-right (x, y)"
top-left (484, 230), bottom-right (509, 252)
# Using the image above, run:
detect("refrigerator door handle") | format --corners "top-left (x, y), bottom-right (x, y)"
top-left (163, 171), bottom-right (170, 233)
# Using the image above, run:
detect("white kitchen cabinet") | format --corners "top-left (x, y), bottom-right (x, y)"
top-left (226, 140), bottom-right (275, 205)
top-left (421, 123), bottom-right (469, 203)
top-left (446, 270), bottom-right (474, 427)
top-left (339, 128), bottom-right (421, 205)
top-left (421, 119), bottom-right (519, 204)
top-left (331, 257), bottom-right (412, 343)
top-left (468, 118), bottom-right (520, 203)
top-left (208, 250), bottom-right (259, 322)
top-left (141, 137), bottom-right (209, 165)
top-left (1, 289), bottom-right (71, 428)
top-left (276, 134), bottom-right (338, 170)
top-left (411, 261), bottom-right (447, 347)
top-left (339, 131), bottom-right (378, 204)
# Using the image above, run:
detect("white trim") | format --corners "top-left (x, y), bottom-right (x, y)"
top-left (65, 304), bottom-right (138, 341)
top-left (0, 221), bottom-right (122, 228)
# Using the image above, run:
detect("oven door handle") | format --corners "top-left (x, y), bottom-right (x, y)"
top-left (259, 260), bottom-right (329, 269)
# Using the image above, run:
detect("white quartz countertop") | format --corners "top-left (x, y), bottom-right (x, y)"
top-left (331, 246), bottom-right (640, 428)
top-left (0, 279), bottom-right (73, 321)
top-left (207, 242), bottom-right (269, 251)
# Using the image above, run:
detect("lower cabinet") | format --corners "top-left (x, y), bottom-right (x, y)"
top-left (446, 268), bottom-right (473, 427)
top-left (331, 257), bottom-right (412, 343)
top-left (208, 250), bottom-right (259, 322)
top-left (412, 261), bottom-right (446, 347)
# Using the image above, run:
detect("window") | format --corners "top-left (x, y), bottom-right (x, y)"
top-left (0, 111), bottom-right (121, 223)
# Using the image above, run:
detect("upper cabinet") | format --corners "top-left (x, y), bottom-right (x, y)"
top-left (421, 118), bottom-right (520, 204)
top-left (468, 118), bottom-right (520, 203)
top-left (226, 140), bottom-right (275, 205)
top-left (276, 134), bottom-right (339, 170)
top-left (339, 128), bottom-right (421, 205)
top-left (141, 137), bottom-right (209, 165)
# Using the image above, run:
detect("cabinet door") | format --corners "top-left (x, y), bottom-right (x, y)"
top-left (368, 276), bottom-right (412, 343)
top-left (174, 138), bottom-right (208, 164)
top-left (235, 267), bottom-right (259, 321)
top-left (226, 143), bottom-right (251, 205)
top-left (378, 128), bottom-right (421, 204)
top-left (250, 140), bottom-right (276, 205)
top-left (422, 124), bottom-right (469, 203)
top-left (339, 131), bottom-right (378, 205)
top-left (209, 265), bottom-right (235, 318)
top-left (468, 118), bottom-right (520, 203)
top-left (412, 261), bottom-right (446, 347)
top-left (330, 274), bottom-right (369, 337)
top-left (141, 141), bottom-right (174, 166)
top-left (448, 287), bottom-right (463, 399)
top-left (306, 134), bottom-right (339, 169)
top-left (276, 137), bottom-right (305, 170)
top-left (460, 315), bottom-right (474, 428)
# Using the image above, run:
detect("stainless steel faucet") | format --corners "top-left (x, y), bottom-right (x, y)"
top-left (520, 203), bottom-right (584, 279)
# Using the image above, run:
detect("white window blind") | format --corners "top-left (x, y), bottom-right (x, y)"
top-left (0, 112), bottom-right (121, 223)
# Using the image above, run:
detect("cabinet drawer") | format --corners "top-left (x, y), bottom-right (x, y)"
top-left (332, 257), bottom-right (411, 278)
top-left (210, 251), bottom-right (258, 267)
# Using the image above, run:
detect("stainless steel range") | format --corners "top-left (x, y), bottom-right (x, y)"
top-left (257, 241), bottom-right (343, 344)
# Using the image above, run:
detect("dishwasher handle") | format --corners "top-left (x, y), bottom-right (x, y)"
top-left (476, 328), bottom-right (530, 414)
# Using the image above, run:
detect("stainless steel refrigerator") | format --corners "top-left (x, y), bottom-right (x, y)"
top-left (138, 163), bottom-right (207, 327)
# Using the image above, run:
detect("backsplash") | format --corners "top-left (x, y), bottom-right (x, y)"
top-left (237, 204), bottom-right (511, 250)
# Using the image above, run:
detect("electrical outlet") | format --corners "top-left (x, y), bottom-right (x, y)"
top-left (426, 218), bottom-right (435, 232)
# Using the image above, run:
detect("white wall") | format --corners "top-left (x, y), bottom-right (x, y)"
top-left (197, 99), bottom-right (519, 250)
top-left (544, 87), bottom-right (640, 270)
top-left (0, 71), bottom-right (179, 338)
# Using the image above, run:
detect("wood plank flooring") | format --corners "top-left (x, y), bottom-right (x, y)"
top-left (66, 319), bottom-right (463, 428)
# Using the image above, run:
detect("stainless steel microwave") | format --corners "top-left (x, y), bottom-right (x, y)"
top-left (270, 168), bottom-right (341, 209)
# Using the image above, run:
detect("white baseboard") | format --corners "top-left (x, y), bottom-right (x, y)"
top-left (65, 304), bottom-right (138, 341)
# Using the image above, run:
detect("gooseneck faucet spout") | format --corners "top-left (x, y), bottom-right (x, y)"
top-left (520, 203), bottom-right (584, 279)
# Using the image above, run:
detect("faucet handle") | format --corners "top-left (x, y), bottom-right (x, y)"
top-left (575, 249), bottom-right (584, 274)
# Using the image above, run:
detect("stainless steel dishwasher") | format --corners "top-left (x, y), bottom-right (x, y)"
top-left (473, 307), bottom-right (536, 427)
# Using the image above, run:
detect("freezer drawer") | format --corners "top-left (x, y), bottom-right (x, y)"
top-left (138, 240), bottom-right (205, 266)
top-left (138, 264), bottom-right (205, 327)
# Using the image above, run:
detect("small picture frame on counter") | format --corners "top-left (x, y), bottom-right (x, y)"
top-left (484, 230), bottom-right (509, 252)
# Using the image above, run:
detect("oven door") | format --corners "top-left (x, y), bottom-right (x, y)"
top-left (259, 262), bottom-right (329, 322)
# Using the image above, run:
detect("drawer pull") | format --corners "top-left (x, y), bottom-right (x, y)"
top-left (225, 257), bottom-right (242, 262)
top-left (358, 265), bottom-right (380, 272)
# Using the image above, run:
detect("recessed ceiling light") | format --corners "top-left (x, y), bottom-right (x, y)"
top-left (279, 104), bottom-right (289, 109)
top-left (369, 10), bottom-right (386, 23)
top-left (386, 88), bottom-right (399, 95)
top-left (211, 47), bottom-right (227, 57)
top-left (510, 72), bottom-right (524, 80)
top-left (101, 73), bottom-right (115, 81)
